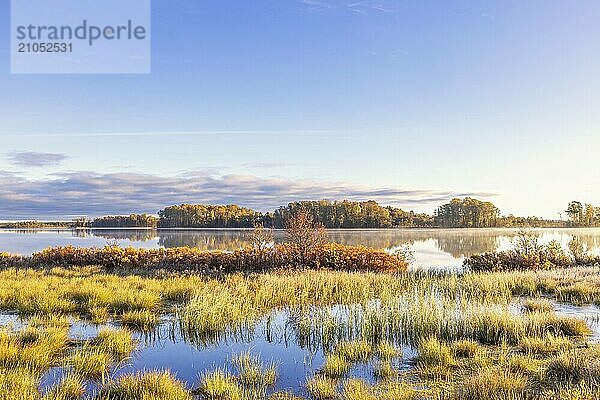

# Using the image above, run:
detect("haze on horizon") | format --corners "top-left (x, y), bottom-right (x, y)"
top-left (1, 1), bottom-right (599, 220)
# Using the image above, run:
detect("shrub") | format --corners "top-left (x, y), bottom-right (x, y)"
top-left (464, 239), bottom-right (573, 272)
top-left (5, 243), bottom-right (408, 273)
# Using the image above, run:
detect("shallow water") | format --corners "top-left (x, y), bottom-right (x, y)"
top-left (26, 309), bottom-right (416, 396)
top-left (2, 227), bottom-right (600, 269)
top-left (3, 295), bottom-right (600, 396)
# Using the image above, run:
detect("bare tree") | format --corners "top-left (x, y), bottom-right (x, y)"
top-left (285, 207), bottom-right (328, 260)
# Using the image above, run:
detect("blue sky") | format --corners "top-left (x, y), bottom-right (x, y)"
top-left (1, 0), bottom-right (599, 219)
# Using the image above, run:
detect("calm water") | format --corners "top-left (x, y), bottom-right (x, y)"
top-left (2, 297), bottom-right (598, 396)
top-left (2, 228), bottom-right (600, 268)
top-left (2, 228), bottom-right (600, 393)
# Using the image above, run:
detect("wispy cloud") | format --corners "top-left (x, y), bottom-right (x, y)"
top-left (302, 0), bottom-right (333, 12)
top-left (0, 170), bottom-right (495, 219)
top-left (242, 161), bottom-right (296, 169)
top-left (6, 151), bottom-right (69, 168)
top-left (301, 0), bottom-right (396, 15)
top-left (347, 1), bottom-right (395, 14)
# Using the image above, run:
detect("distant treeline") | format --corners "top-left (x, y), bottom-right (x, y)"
top-left (4, 198), bottom-right (592, 229)
top-left (91, 214), bottom-right (158, 228)
top-left (0, 221), bottom-right (72, 229)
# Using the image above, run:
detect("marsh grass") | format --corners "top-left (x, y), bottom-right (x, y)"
top-left (306, 376), bottom-right (337, 399)
top-left (0, 326), bottom-right (68, 373)
top-left (334, 341), bottom-right (373, 363)
top-left (44, 374), bottom-right (85, 400)
top-left (91, 328), bottom-right (135, 361)
top-left (375, 342), bottom-right (400, 360)
top-left (232, 351), bottom-right (277, 388)
top-left (120, 310), bottom-right (159, 331)
top-left (268, 392), bottom-right (305, 400)
top-left (88, 307), bottom-right (109, 324)
top-left (0, 367), bottom-right (39, 400)
top-left (342, 379), bottom-right (377, 400)
top-left (520, 334), bottom-right (573, 356)
top-left (455, 368), bottom-right (528, 400)
top-left (71, 345), bottom-right (111, 381)
top-left (451, 339), bottom-right (481, 358)
top-left (197, 369), bottom-right (243, 400)
top-left (546, 347), bottom-right (600, 385)
top-left (373, 361), bottom-right (396, 380)
top-left (321, 354), bottom-right (351, 378)
top-left (98, 370), bottom-right (191, 400)
top-left (523, 299), bottom-right (554, 313)
top-left (1, 266), bottom-right (600, 399)
top-left (416, 337), bottom-right (456, 377)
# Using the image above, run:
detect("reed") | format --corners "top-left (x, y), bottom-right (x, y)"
top-left (91, 328), bottom-right (135, 361)
top-left (342, 379), bottom-right (377, 400)
top-left (232, 351), bottom-right (277, 388)
top-left (0, 367), bottom-right (39, 400)
top-left (454, 369), bottom-right (528, 400)
top-left (98, 370), bottom-right (191, 400)
top-left (198, 370), bottom-right (243, 400)
top-left (71, 346), bottom-right (111, 381)
top-left (1, 265), bottom-right (600, 399)
top-left (321, 354), bottom-right (351, 378)
top-left (334, 340), bottom-right (373, 363)
top-left (120, 310), bottom-right (160, 331)
top-left (44, 374), bottom-right (85, 400)
top-left (306, 376), bottom-right (337, 400)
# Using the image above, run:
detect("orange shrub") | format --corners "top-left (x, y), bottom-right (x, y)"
top-left (18, 243), bottom-right (408, 273)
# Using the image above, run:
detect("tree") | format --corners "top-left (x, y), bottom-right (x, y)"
top-left (285, 207), bottom-right (328, 260)
top-left (566, 201), bottom-right (584, 226)
top-left (434, 198), bottom-right (499, 228)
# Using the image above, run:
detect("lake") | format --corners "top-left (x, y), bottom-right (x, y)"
top-left (2, 227), bottom-right (600, 269)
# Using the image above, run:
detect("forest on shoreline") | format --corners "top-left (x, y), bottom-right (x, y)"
top-left (1, 198), bottom-right (598, 230)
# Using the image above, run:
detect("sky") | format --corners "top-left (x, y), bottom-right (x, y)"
top-left (1, 0), bottom-right (599, 220)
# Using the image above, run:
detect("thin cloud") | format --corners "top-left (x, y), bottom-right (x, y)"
top-left (301, 0), bottom-right (395, 14)
top-left (302, 0), bottom-right (333, 12)
top-left (0, 170), bottom-right (496, 219)
top-left (6, 151), bottom-right (69, 168)
top-left (242, 161), bottom-right (296, 169)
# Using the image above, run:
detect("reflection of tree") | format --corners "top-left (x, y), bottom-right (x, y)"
top-left (157, 231), bottom-right (255, 250)
top-left (326, 231), bottom-right (415, 249)
top-left (569, 231), bottom-right (600, 254)
top-left (435, 232), bottom-right (499, 258)
top-left (75, 228), bottom-right (600, 260)
top-left (88, 229), bottom-right (157, 242)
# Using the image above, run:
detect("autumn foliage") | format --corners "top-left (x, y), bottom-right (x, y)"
top-left (2, 243), bottom-right (408, 274)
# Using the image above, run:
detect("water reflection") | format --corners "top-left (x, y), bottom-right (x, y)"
top-left (1, 228), bottom-right (600, 268)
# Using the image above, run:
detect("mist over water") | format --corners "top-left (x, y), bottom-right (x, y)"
top-left (2, 228), bottom-right (600, 269)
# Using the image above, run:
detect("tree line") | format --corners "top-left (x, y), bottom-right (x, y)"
top-left (85, 198), bottom-right (569, 229)
top-left (4, 199), bottom-right (593, 229)
top-left (91, 214), bottom-right (158, 228)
